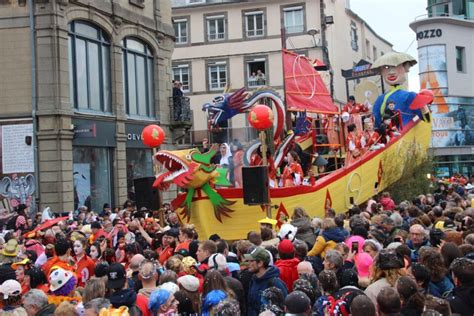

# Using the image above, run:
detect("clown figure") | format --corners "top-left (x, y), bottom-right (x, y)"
top-left (372, 52), bottom-right (432, 128)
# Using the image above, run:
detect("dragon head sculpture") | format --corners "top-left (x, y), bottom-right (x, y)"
top-left (202, 87), bottom-right (250, 130)
top-left (152, 146), bottom-right (234, 222)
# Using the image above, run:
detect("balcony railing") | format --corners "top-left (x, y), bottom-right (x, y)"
top-left (247, 29), bottom-right (264, 37)
top-left (248, 78), bottom-right (266, 87)
top-left (170, 96), bottom-right (192, 125)
top-left (208, 32), bottom-right (225, 41)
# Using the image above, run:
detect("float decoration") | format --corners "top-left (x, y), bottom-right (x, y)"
top-left (248, 104), bottom-right (274, 130)
top-left (150, 51), bottom-right (433, 239)
top-left (152, 146), bottom-right (234, 222)
top-left (141, 124), bottom-right (165, 148)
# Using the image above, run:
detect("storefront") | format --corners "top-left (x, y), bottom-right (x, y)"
top-left (125, 123), bottom-right (154, 197)
top-left (72, 119), bottom-right (115, 212)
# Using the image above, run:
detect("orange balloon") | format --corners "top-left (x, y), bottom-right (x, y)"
top-left (247, 104), bottom-right (274, 130)
top-left (141, 124), bottom-right (165, 148)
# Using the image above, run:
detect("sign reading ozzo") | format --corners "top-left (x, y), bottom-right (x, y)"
top-left (417, 28), bottom-right (442, 40)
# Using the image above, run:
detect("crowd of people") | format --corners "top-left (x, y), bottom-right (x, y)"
top-left (0, 174), bottom-right (473, 316)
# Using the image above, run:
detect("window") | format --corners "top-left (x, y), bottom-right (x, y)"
top-left (350, 21), bottom-right (358, 51)
top-left (208, 62), bottom-right (227, 90)
top-left (283, 6), bottom-right (304, 34)
top-left (245, 11), bottom-right (264, 37)
top-left (365, 39), bottom-right (370, 59)
top-left (373, 46), bottom-right (377, 60)
top-left (247, 59), bottom-right (266, 87)
top-left (73, 147), bottom-right (113, 213)
top-left (207, 16), bottom-right (225, 41)
top-left (174, 19), bottom-right (188, 44)
top-left (173, 64), bottom-right (190, 92)
top-left (456, 46), bottom-right (465, 72)
top-left (427, 0), bottom-right (449, 17)
top-left (188, 0), bottom-right (205, 3)
top-left (122, 38), bottom-right (155, 118)
top-left (381, 51), bottom-right (385, 56)
top-left (68, 21), bottom-right (111, 112)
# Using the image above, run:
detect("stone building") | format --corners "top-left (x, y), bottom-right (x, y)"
top-left (0, 0), bottom-right (175, 212)
top-left (171, 0), bottom-right (393, 144)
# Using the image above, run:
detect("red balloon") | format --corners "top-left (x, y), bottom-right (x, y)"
top-left (141, 124), bottom-right (165, 148)
top-left (247, 104), bottom-right (274, 130)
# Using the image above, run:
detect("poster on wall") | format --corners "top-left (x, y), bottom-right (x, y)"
top-left (73, 163), bottom-right (91, 210)
top-left (418, 45), bottom-right (474, 147)
top-left (1, 124), bottom-right (34, 174)
top-left (431, 98), bottom-right (474, 147)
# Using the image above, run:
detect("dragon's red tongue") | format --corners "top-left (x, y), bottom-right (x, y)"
top-left (153, 172), bottom-right (169, 189)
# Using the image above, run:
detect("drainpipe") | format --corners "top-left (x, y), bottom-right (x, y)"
top-left (28, 0), bottom-right (40, 212)
top-left (320, 0), bottom-right (334, 98)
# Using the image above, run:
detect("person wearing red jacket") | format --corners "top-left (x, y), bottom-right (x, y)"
top-left (89, 222), bottom-right (108, 244)
top-left (73, 237), bottom-right (96, 287)
top-left (275, 239), bottom-right (300, 292)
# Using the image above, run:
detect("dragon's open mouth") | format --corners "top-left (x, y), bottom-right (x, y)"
top-left (155, 152), bottom-right (189, 182)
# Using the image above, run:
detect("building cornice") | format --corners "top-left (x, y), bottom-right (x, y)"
top-left (409, 16), bottom-right (474, 31)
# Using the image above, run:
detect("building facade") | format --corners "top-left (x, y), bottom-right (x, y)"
top-left (171, 0), bottom-right (393, 144)
top-left (410, 0), bottom-right (474, 177)
top-left (0, 0), bottom-right (175, 212)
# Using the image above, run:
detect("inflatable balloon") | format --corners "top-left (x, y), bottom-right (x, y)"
top-left (247, 104), bottom-right (274, 130)
top-left (141, 124), bottom-right (165, 148)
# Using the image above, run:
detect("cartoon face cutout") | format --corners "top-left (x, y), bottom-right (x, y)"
top-left (381, 63), bottom-right (408, 86)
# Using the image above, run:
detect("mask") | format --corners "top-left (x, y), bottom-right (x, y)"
top-left (73, 242), bottom-right (84, 256)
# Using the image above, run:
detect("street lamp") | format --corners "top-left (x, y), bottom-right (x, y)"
top-left (307, 28), bottom-right (320, 47)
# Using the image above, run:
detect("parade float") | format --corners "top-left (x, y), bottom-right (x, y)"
top-left (144, 50), bottom-right (433, 240)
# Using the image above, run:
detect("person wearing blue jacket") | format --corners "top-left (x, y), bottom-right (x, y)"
top-left (244, 247), bottom-right (288, 316)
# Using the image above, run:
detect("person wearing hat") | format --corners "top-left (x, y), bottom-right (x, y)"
top-left (275, 239), bottom-right (300, 292)
top-left (106, 263), bottom-right (146, 316)
top-left (364, 249), bottom-right (407, 305)
top-left (177, 275), bottom-right (201, 314)
top-left (148, 288), bottom-right (178, 316)
top-left (47, 267), bottom-right (81, 306)
top-left (11, 258), bottom-right (32, 295)
top-left (0, 279), bottom-right (27, 315)
top-left (245, 246), bottom-right (288, 316)
top-left (0, 239), bottom-right (20, 265)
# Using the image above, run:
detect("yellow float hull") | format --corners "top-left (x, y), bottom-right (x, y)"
top-left (174, 119), bottom-right (432, 240)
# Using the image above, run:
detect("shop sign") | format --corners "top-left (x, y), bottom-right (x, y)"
top-left (74, 123), bottom-right (96, 138)
top-left (72, 119), bottom-right (116, 147)
top-left (416, 28), bottom-right (442, 40)
top-left (125, 123), bottom-right (151, 148)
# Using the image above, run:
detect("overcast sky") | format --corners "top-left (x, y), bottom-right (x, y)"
top-left (350, 0), bottom-right (427, 90)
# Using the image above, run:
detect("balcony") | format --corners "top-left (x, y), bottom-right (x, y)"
top-left (170, 96), bottom-right (192, 127)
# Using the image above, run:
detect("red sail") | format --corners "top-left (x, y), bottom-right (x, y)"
top-left (283, 49), bottom-right (339, 114)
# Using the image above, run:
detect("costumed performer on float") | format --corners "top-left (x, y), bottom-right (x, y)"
top-left (372, 52), bottom-right (432, 128)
